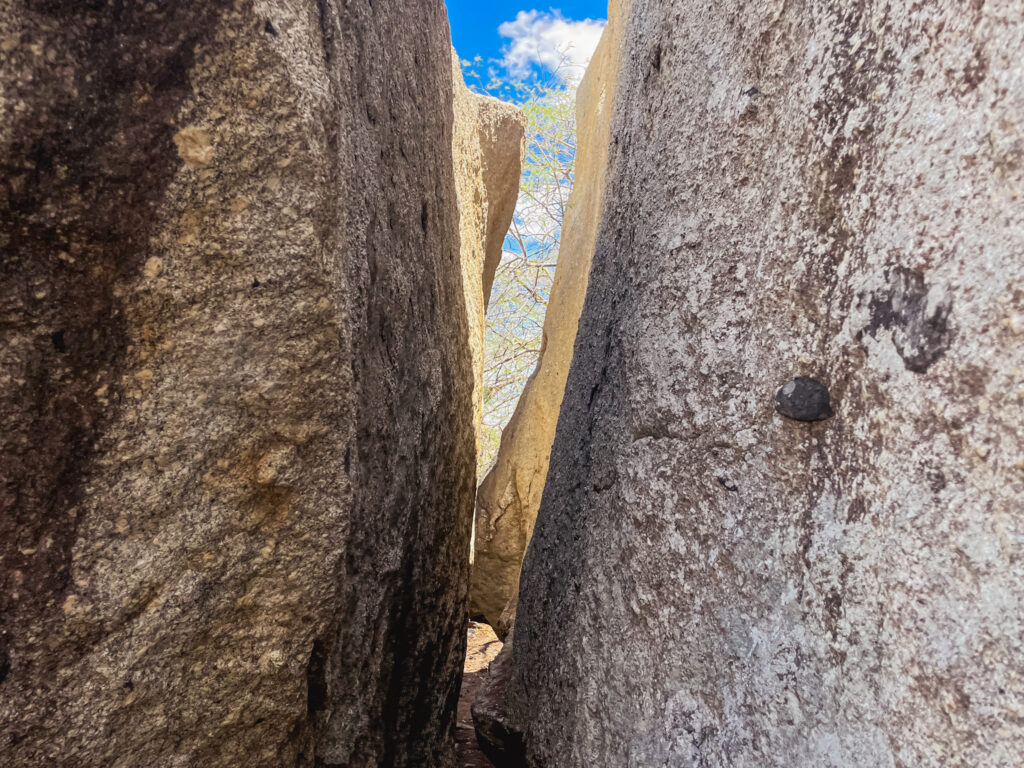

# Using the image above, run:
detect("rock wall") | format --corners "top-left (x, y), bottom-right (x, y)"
top-left (451, 52), bottom-right (525, 447)
top-left (505, 1), bottom-right (1024, 766)
top-left (469, 3), bottom-right (628, 629)
top-left (0, 1), bottom-right (474, 766)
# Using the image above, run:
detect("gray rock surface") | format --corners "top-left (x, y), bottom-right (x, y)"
top-left (506, 1), bottom-right (1024, 766)
top-left (0, 1), bottom-right (473, 766)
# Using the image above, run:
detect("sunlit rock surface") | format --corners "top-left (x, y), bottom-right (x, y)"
top-left (0, 1), bottom-right (474, 765)
top-left (452, 50), bottom-right (525, 450)
top-left (506, 0), bottom-right (1024, 765)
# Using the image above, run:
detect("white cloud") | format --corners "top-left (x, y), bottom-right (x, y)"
top-left (498, 10), bottom-right (606, 78)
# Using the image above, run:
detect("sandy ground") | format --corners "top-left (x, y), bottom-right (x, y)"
top-left (455, 621), bottom-right (503, 767)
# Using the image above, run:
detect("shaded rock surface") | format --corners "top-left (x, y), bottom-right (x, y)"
top-left (0, 1), bottom-right (474, 766)
top-left (506, 0), bottom-right (1024, 766)
top-left (452, 51), bottom-right (525, 448)
top-left (469, 1), bottom-right (628, 629)
top-left (471, 630), bottom-right (525, 768)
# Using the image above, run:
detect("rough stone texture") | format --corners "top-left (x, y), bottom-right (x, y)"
top-left (471, 629), bottom-right (524, 768)
top-left (507, 1), bottom-right (1024, 766)
top-left (469, 2), bottom-right (628, 628)
top-left (0, 2), bottom-right (474, 766)
top-left (451, 52), bottom-right (525, 445)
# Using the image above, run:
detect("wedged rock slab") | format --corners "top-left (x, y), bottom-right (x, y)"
top-left (451, 50), bottom-right (525, 448)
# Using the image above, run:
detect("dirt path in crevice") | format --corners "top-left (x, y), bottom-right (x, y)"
top-left (456, 621), bottom-right (503, 767)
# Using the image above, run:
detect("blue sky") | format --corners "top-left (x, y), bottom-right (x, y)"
top-left (447, 2), bottom-right (608, 79)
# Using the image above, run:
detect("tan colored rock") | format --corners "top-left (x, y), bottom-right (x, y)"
top-left (506, 1), bottom-right (1024, 766)
top-left (469, 3), bottom-right (630, 628)
top-left (452, 51), bottom-right (526, 444)
top-left (0, 2), bottom-right (473, 766)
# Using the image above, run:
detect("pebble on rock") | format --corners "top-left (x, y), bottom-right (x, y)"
top-left (775, 376), bottom-right (834, 422)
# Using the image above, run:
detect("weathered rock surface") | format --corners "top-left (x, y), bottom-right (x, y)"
top-left (0, 1), bottom-right (474, 766)
top-left (506, 1), bottom-right (1024, 766)
top-left (469, 2), bottom-right (628, 629)
top-left (452, 51), bottom-right (525, 446)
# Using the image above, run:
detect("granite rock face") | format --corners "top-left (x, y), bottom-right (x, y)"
top-left (506, 1), bottom-right (1024, 766)
top-left (0, 1), bottom-right (474, 766)
top-left (452, 52), bottom-right (525, 447)
top-left (468, 3), bottom-right (628, 629)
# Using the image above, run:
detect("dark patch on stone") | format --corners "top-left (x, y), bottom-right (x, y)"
top-left (263, 19), bottom-right (278, 37)
top-left (846, 497), bottom-right (866, 523)
top-left (825, 588), bottom-right (843, 640)
top-left (252, 278), bottom-right (261, 288)
top-left (305, 639), bottom-right (328, 718)
top-left (960, 44), bottom-right (988, 92)
top-left (863, 266), bottom-right (953, 373)
top-left (1, 1), bottom-right (220, 667)
top-left (775, 376), bottom-right (834, 422)
top-left (592, 464), bottom-right (617, 492)
top-left (315, 0), bottom-right (336, 66)
top-left (742, 86), bottom-right (759, 97)
top-left (927, 468), bottom-right (947, 494)
top-left (716, 475), bottom-right (738, 492)
top-left (0, 635), bottom-right (10, 684)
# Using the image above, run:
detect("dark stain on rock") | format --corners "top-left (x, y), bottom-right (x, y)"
top-left (263, 19), bottom-right (278, 37)
top-left (926, 468), bottom-right (947, 494)
top-left (960, 43), bottom-right (988, 93)
top-left (716, 475), bottom-right (739, 493)
top-left (0, 635), bottom-right (10, 685)
top-left (776, 376), bottom-right (834, 422)
top-left (0, 0), bottom-right (221, 698)
top-left (809, 8), bottom-right (886, 238)
top-left (846, 497), bottom-right (866, 524)
top-left (803, 7), bottom-right (899, 350)
top-left (305, 639), bottom-right (328, 718)
top-left (824, 588), bottom-right (843, 640)
top-left (651, 44), bottom-right (663, 75)
top-left (315, 0), bottom-right (336, 67)
top-left (862, 266), bottom-right (953, 373)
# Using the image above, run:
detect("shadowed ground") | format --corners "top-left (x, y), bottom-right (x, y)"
top-left (456, 622), bottom-right (503, 767)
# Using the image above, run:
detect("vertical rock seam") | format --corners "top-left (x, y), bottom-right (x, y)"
top-left (0, 1), bottom-right (474, 766)
top-left (506, 1), bottom-right (1024, 766)
top-left (469, 0), bottom-right (630, 631)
